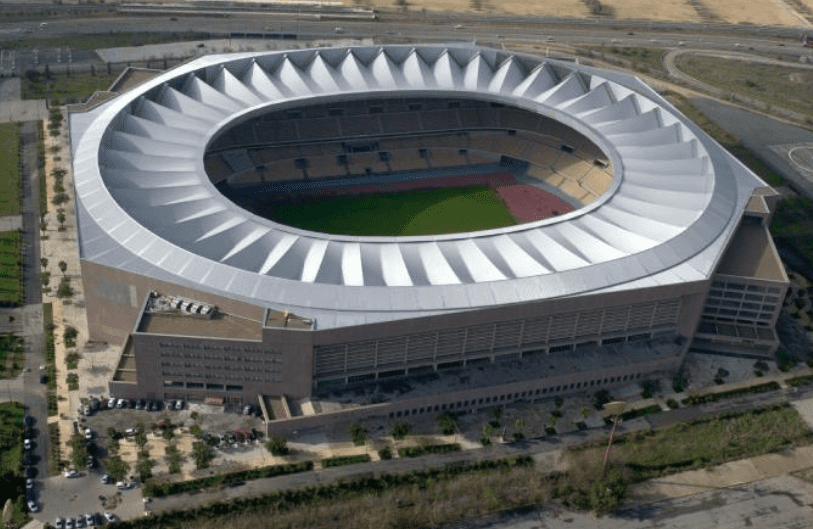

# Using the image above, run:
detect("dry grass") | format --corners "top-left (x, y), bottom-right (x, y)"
top-left (675, 55), bottom-right (813, 121)
top-left (566, 404), bottom-right (813, 484)
top-left (178, 466), bottom-right (551, 529)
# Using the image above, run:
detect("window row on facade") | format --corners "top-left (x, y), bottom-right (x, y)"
top-left (314, 299), bottom-right (681, 377)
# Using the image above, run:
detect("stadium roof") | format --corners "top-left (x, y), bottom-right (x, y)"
top-left (71, 44), bottom-right (767, 329)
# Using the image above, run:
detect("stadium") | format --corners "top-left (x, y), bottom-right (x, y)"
top-left (70, 44), bottom-right (788, 433)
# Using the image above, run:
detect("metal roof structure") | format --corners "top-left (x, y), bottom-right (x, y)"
top-left (71, 44), bottom-right (767, 329)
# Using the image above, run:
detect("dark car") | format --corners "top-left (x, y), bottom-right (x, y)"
top-left (25, 466), bottom-right (37, 478)
top-left (23, 416), bottom-right (34, 427)
top-left (149, 401), bottom-right (159, 412)
top-left (39, 374), bottom-right (47, 384)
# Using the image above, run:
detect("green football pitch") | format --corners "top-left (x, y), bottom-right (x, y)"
top-left (271, 186), bottom-right (517, 236)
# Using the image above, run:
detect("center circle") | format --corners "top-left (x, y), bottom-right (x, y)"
top-left (203, 95), bottom-right (613, 237)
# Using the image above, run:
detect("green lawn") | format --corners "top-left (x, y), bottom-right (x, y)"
top-left (771, 194), bottom-right (813, 269)
top-left (270, 186), bottom-right (516, 236)
top-left (22, 70), bottom-right (122, 103)
top-left (0, 123), bottom-right (21, 216)
top-left (0, 231), bottom-right (23, 307)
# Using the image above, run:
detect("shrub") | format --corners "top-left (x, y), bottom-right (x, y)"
top-left (322, 454), bottom-right (371, 468)
top-left (378, 446), bottom-right (393, 460)
top-left (480, 436), bottom-right (491, 446)
top-left (66, 373), bottom-right (78, 391)
top-left (593, 390), bottom-right (612, 410)
top-left (665, 399), bottom-right (679, 410)
top-left (777, 350), bottom-right (798, 372)
top-left (397, 443), bottom-right (461, 458)
top-left (348, 423), bottom-right (367, 446)
top-left (266, 436), bottom-right (289, 456)
top-left (56, 277), bottom-right (73, 299)
top-left (437, 412), bottom-right (457, 435)
top-left (682, 381), bottom-right (781, 406)
top-left (640, 379), bottom-right (660, 399)
top-left (787, 375), bottom-right (813, 387)
top-left (106, 455), bottom-right (129, 481)
top-left (192, 441), bottom-right (214, 469)
top-left (190, 424), bottom-right (201, 438)
top-left (619, 404), bottom-right (661, 420)
top-left (391, 421), bottom-right (410, 440)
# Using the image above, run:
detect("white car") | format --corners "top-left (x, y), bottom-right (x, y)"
top-left (116, 481), bottom-right (129, 490)
top-left (23, 439), bottom-right (31, 450)
top-left (25, 478), bottom-right (33, 489)
top-left (103, 511), bottom-right (116, 522)
top-left (64, 469), bottom-right (80, 478)
top-left (84, 428), bottom-right (93, 440)
top-left (65, 517), bottom-right (75, 529)
top-left (55, 518), bottom-right (64, 529)
top-left (107, 397), bottom-right (116, 409)
top-left (26, 499), bottom-right (38, 512)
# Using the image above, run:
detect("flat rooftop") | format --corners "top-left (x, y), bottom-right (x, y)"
top-left (715, 217), bottom-right (786, 282)
top-left (265, 309), bottom-right (313, 330)
top-left (138, 311), bottom-right (262, 340)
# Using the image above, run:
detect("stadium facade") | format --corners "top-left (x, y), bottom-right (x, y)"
top-left (70, 44), bottom-right (788, 433)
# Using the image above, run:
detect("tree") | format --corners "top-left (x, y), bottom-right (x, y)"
top-left (58, 260), bottom-right (67, 276)
top-left (437, 412), bottom-right (457, 435)
top-left (162, 428), bottom-right (174, 441)
top-left (391, 421), bottom-right (410, 440)
top-left (70, 433), bottom-right (87, 470)
top-left (56, 210), bottom-right (66, 231)
top-left (554, 396), bottom-right (564, 408)
top-left (40, 257), bottom-right (48, 269)
top-left (266, 436), bottom-right (289, 456)
top-left (40, 271), bottom-right (50, 289)
top-left (190, 424), bottom-right (201, 438)
top-left (56, 277), bottom-right (73, 299)
top-left (589, 469), bottom-right (626, 515)
top-left (191, 441), bottom-right (214, 469)
top-left (136, 456), bottom-right (154, 481)
top-left (348, 423), bottom-right (367, 446)
top-left (107, 426), bottom-right (119, 439)
top-left (134, 431), bottom-right (147, 448)
top-left (63, 325), bottom-right (78, 344)
top-left (580, 407), bottom-right (591, 420)
top-left (106, 455), bottom-right (129, 481)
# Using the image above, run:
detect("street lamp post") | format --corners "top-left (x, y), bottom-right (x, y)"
top-left (602, 401), bottom-right (626, 475)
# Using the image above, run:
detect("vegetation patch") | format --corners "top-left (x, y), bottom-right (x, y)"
top-left (681, 381), bottom-right (781, 406)
top-left (4, 31), bottom-right (211, 52)
top-left (144, 461), bottom-right (313, 497)
top-left (788, 374), bottom-right (813, 387)
top-left (118, 456), bottom-right (538, 529)
top-left (66, 372), bottom-right (78, 391)
top-left (0, 333), bottom-right (24, 379)
top-left (269, 186), bottom-right (516, 236)
top-left (48, 422), bottom-right (63, 475)
top-left (0, 231), bottom-right (24, 307)
top-left (617, 404), bottom-right (662, 421)
top-left (569, 403), bottom-right (812, 483)
top-left (322, 454), bottom-right (372, 468)
top-left (22, 69), bottom-right (121, 104)
top-left (0, 124), bottom-right (21, 217)
top-left (675, 55), bottom-right (813, 121)
top-left (0, 402), bottom-right (28, 526)
top-left (397, 443), bottom-right (461, 458)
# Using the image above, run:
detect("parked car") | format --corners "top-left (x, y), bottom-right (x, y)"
top-left (75, 514), bottom-right (85, 528)
top-left (100, 474), bottom-right (111, 484)
top-left (25, 478), bottom-right (33, 490)
top-left (65, 517), bottom-right (75, 529)
top-left (174, 400), bottom-right (184, 411)
top-left (116, 481), bottom-right (129, 490)
top-left (103, 512), bottom-right (117, 522)
top-left (124, 427), bottom-right (138, 437)
top-left (107, 397), bottom-right (116, 409)
top-left (87, 456), bottom-right (96, 468)
top-left (25, 466), bottom-right (36, 478)
top-left (116, 399), bottom-right (125, 409)
top-left (85, 512), bottom-right (96, 526)
top-left (24, 416), bottom-right (33, 427)
top-left (149, 401), bottom-right (159, 412)
top-left (26, 499), bottom-right (38, 512)
top-left (64, 469), bottom-right (80, 478)
top-left (243, 404), bottom-right (253, 415)
top-left (24, 439), bottom-right (32, 450)
top-left (84, 428), bottom-right (93, 440)
top-left (134, 400), bottom-right (144, 410)
top-left (55, 517), bottom-right (65, 529)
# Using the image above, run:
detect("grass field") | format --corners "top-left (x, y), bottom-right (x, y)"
top-left (0, 402), bottom-right (28, 526)
top-left (0, 231), bottom-right (23, 307)
top-left (566, 403), bottom-right (813, 484)
top-left (0, 123), bottom-right (21, 217)
top-left (22, 70), bottom-right (122, 103)
top-left (271, 186), bottom-right (516, 236)
top-left (1, 31), bottom-right (211, 52)
top-left (675, 55), bottom-right (813, 122)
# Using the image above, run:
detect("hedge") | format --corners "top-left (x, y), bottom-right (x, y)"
top-left (143, 461), bottom-right (313, 497)
top-left (619, 404), bottom-right (662, 421)
top-left (397, 443), bottom-right (461, 458)
top-left (787, 375), bottom-right (813, 388)
top-left (116, 455), bottom-right (534, 529)
top-left (322, 454), bottom-right (371, 468)
top-left (681, 381), bottom-right (781, 406)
